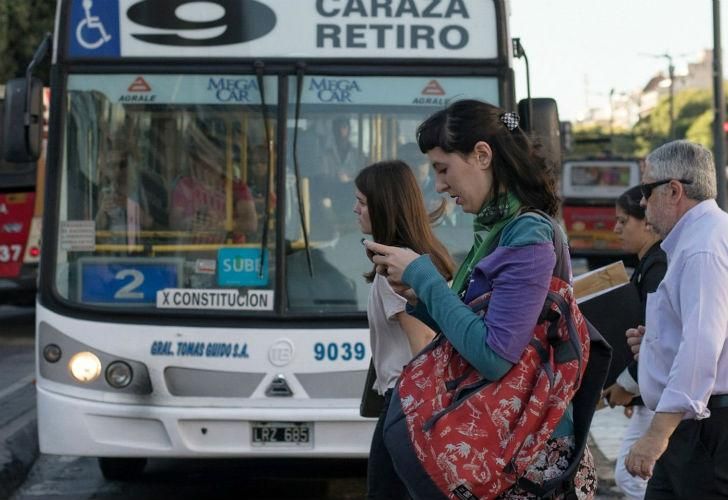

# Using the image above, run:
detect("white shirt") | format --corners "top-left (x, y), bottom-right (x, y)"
top-left (367, 273), bottom-right (413, 395)
top-left (639, 200), bottom-right (728, 419)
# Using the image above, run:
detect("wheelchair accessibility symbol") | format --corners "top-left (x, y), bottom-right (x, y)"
top-left (76, 0), bottom-right (112, 49)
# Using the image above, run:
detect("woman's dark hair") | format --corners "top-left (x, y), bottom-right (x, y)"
top-left (416, 99), bottom-right (560, 216)
top-left (355, 160), bottom-right (455, 283)
top-left (616, 185), bottom-right (646, 220)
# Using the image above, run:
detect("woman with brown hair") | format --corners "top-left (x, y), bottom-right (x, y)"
top-left (354, 160), bottom-right (454, 500)
top-left (364, 100), bottom-right (598, 498)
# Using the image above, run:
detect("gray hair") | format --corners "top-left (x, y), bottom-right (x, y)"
top-left (646, 140), bottom-right (717, 201)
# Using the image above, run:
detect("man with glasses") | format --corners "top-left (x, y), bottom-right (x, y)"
top-left (624, 140), bottom-right (728, 498)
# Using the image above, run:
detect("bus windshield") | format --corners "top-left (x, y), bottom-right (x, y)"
top-left (55, 73), bottom-right (490, 314)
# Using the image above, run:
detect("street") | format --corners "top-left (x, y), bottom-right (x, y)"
top-left (12, 455), bottom-right (366, 499)
top-left (0, 306), bottom-right (36, 500)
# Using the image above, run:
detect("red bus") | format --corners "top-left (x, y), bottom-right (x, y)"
top-left (561, 158), bottom-right (641, 269)
top-left (0, 87), bottom-right (46, 304)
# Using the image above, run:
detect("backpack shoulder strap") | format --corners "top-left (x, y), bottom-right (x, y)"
top-left (514, 208), bottom-right (570, 283)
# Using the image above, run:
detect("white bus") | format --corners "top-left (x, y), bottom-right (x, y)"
top-left (4, 0), bottom-right (559, 479)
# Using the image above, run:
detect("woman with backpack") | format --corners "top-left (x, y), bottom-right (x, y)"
top-left (364, 100), bottom-right (600, 499)
top-left (354, 160), bottom-right (455, 499)
top-left (603, 185), bottom-right (666, 500)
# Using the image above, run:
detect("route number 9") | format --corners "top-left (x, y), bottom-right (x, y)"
top-left (126, 0), bottom-right (276, 47)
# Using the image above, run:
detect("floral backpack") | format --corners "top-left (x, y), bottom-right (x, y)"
top-left (383, 212), bottom-right (611, 500)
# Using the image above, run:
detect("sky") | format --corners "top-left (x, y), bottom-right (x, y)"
top-left (509, 0), bottom-right (727, 121)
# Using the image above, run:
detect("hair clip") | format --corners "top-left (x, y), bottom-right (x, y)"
top-left (500, 112), bottom-right (520, 131)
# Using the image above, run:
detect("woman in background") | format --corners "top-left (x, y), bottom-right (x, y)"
top-left (603, 185), bottom-right (667, 500)
top-left (354, 160), bottom-right (454, 500)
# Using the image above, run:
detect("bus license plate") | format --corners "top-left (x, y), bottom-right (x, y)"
top-left (251, 422), bottom-right (312, 447)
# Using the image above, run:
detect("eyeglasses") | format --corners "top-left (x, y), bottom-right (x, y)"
top-left (640, 178), bottom-right (693, 200)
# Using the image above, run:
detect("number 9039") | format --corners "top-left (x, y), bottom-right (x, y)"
top-left (313, 342), bottom-right (366, 361)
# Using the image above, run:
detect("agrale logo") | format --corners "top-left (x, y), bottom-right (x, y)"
top-left (413, 80), bottom-right (448, 105)
top-left (128, 77), bottom-right (152, 92)
top-left (120, 76), bottom-right (156, 103)
top-left (421, 80), bottom-right (446, 96)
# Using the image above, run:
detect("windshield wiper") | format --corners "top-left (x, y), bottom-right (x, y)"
top-left (254, 61), bottom-right (273, 279)
top-left (292, 63), bottom-right (313, 277)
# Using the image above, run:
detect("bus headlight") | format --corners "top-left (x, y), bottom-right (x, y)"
top-left (105, 361), bottom-right (133, 388)
top-left (68, 352), bottom-right (102, 383)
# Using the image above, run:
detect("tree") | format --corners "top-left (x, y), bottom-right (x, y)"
top-left (566, 123), bottom-right (639, 159)
top-left (685, 109), bottom-right (714, 148)
top-left (566, 85), bottom-right (728, 161)
top-left (0, 0), bottom-right (55, 83)
top-left (633, 88), bottom-right (714, 155)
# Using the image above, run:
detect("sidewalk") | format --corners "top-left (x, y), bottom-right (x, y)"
top-left (591, 406), bottom-right (630, 498)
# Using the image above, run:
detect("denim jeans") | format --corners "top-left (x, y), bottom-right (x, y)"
top-left (366, 389), bottom-right (410, 500)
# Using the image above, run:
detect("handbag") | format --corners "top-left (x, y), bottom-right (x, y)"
top-left (359, 358), bottom-right (385, 418)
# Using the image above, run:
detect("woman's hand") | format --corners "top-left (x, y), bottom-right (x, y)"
top-left (362, 240), bottom-right (421, 285)
top-left (602, 383), bottom-right (635, 408)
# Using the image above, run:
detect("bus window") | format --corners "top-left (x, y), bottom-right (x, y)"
top-left (57, 74), bottom-right (277, 308)
top-left (562, 159), bottom-right (641, 267)
top-left (284, 75), bottom-right (493, 313)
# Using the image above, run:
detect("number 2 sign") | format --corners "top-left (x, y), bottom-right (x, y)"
top-left (79, 257), bottom-right (182, 305)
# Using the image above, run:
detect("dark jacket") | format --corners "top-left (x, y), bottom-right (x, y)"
top-left (628, 241), bottom-right (667, 404)
top-left (631, 241), bottom-right (668, 323)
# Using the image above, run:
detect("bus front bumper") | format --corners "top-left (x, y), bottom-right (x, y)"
top-left (37, 387), bottom-right (375, 458)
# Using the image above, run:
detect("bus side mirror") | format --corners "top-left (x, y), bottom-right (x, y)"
top-left (3, 77), bottom-right (44, 163)
top-left (518, 97), bottom-right (562, 172)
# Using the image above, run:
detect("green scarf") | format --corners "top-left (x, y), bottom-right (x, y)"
top-left (451, 191), bottom-right (522, 296)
